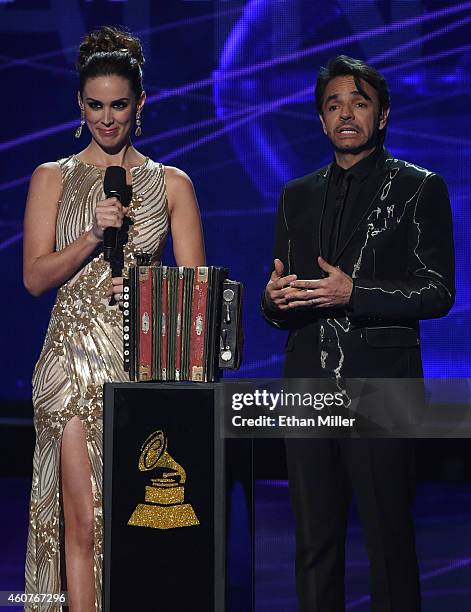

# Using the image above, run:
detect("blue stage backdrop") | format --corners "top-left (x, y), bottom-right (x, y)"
top-left (0, 0), bottom-right (470, 400)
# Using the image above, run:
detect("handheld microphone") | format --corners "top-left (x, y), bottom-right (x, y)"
top-left (103, 166), bottom-right (127, 262)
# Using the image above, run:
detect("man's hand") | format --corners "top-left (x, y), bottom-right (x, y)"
top-left (264, 259), bottom-right (298, 311)
top-left (286, 256), bottom-right (353, 309)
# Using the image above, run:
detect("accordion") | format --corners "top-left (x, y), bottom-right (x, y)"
top-left (122, 255), bottom-right (243, 382)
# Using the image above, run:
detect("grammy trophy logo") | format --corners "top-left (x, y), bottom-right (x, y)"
top-left (128, 430), bottom-right (199, 529)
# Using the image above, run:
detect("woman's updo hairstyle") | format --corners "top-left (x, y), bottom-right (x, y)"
top-left (77, 26), bottom-right (145, 98)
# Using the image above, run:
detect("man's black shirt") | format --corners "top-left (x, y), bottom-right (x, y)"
top-left (322, 146), bottom-right (383, 264)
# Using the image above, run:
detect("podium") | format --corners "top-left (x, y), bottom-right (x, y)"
top-left (103, 383), bottom-right (253, 612)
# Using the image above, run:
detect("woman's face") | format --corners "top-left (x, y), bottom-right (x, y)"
top-left (79, 74), bottom-right (144, 152)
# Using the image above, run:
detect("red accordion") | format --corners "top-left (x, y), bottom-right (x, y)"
top-left (122, 255), bottom-right (243, 382)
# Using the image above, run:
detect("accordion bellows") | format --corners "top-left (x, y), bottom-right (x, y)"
top-left (123, 259), bottom-right (243, 382)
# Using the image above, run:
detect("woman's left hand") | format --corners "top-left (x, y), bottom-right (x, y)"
top-left (106, 276), bottom-right (124, 307)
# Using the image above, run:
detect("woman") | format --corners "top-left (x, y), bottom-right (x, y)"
top-left (23, 26), bottom-right (205, 612)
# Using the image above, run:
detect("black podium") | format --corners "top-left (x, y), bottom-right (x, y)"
top-left (103, 383), bottom-right (253, 612)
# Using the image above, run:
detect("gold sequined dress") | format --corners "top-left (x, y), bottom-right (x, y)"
top-left (24, 155), bottom-right (169, 611)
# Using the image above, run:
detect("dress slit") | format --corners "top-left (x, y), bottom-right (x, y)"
top-left (60, 414), bottom-right (103, 612)
top-left (25, 417), bottom-right (67, 612)
top-left (26, 409), bottom-right (103, 612)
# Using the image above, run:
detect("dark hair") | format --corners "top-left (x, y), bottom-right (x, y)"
top-left (315, 55), bottom-right (390, 116)
top-left (77, 26), bottom-right (145, 98)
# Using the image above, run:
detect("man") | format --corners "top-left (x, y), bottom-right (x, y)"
top-left (262, 56), bottom-right (454, 612)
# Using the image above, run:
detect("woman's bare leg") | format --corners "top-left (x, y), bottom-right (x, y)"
top-left (61, 416), bottom-right (96, 611)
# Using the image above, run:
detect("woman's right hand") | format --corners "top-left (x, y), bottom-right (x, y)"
top-left (91, 197), bottom-right (129, 241)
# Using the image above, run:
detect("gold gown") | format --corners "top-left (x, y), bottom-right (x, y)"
top-left (24, 155), bottom-right (169, 611)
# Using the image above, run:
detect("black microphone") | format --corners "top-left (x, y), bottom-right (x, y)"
top-left (103, 166), bottom-right (127, 262)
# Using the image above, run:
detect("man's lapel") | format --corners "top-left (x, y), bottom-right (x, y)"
top-left (332, 150), bottom-right (394, 265)
top-left (314, 164), bottom-right (332, 261)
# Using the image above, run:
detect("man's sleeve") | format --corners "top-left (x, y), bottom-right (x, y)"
top-left (262, 185), bottom-right (297, 329)
top-left (351, 173), bottom-right (455, 320)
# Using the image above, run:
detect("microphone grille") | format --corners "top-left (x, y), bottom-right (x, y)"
top-left (104, 165), bottom-right (126, 195)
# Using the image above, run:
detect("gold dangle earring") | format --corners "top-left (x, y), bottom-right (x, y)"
top-left (135, 110), bottom-right (142, 137)
top-left (75, 106), bottom-right (85, 139)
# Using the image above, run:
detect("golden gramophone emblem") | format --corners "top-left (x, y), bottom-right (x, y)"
top-left (128, 430), bottom-right (199, 530)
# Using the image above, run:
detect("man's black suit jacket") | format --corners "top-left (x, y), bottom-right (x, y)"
top-left (263, 148), bottom-right (455, 379)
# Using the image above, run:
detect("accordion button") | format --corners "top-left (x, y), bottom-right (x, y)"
top-left (221, 349), bottom-right (232, 362)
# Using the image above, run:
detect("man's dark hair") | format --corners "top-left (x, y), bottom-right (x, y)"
top-left (315, 55), bottom-right (390, 116)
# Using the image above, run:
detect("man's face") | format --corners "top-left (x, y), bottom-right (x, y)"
top-left (319, 75), bottom-right (389, 154)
